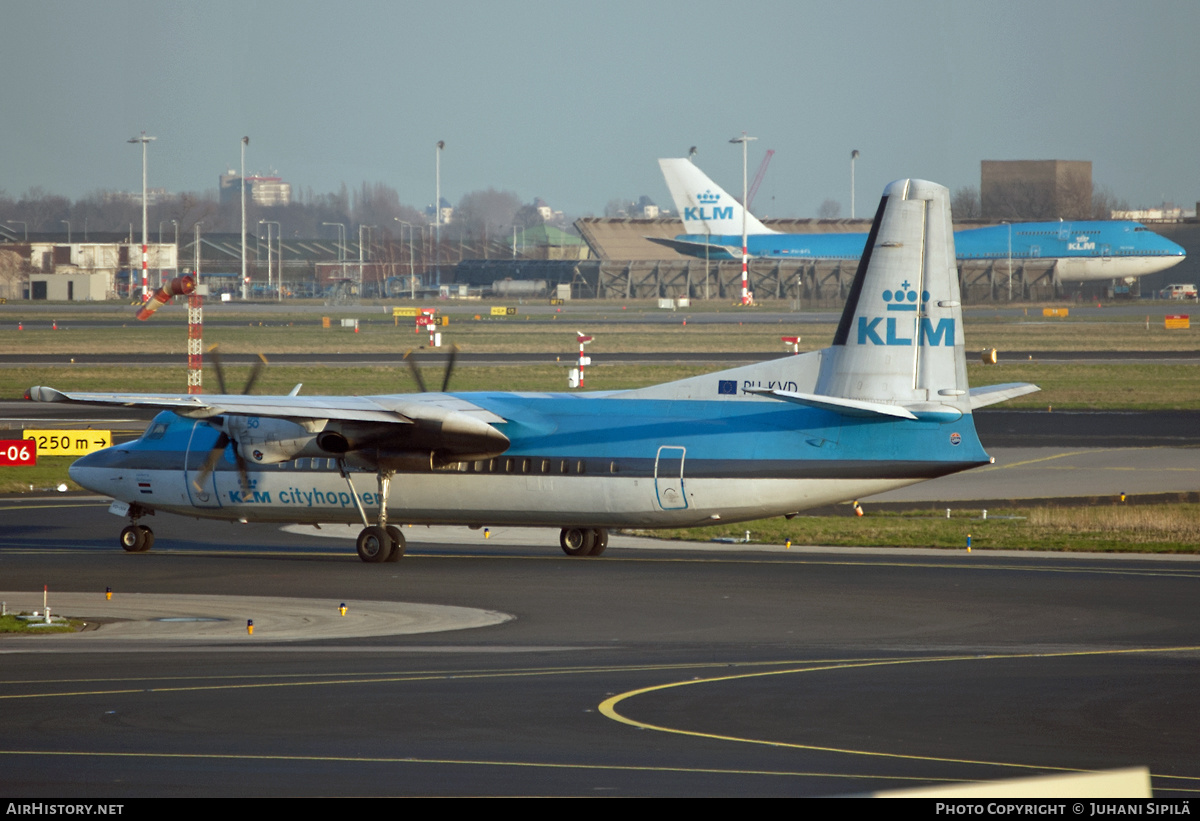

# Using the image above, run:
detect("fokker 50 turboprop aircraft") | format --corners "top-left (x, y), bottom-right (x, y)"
top-left (655, 158), bottom-right (1186, 283)
top-left (28, 179), bottom-right (1038, 564)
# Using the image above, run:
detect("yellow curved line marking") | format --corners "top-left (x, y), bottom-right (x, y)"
top-left (599, 646), bottom-right (1200, 784)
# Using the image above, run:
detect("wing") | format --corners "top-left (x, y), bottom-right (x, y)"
top-left (644, 235), bottom-right (739, 259)
top-left (25, 386), bottom-right (510, 466)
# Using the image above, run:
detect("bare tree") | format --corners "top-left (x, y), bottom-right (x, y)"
top-left (1059, 167), bottom-right (1093, 220)
top-left (453, 188), bottom-right (521, 240)
top-left (604, 199), bottom-right (628, 218)
top-left (1091, 185), bottom-right (1130, 220)
top-left (951, 186), bottom-right (981, 219)
top-left (817, 199), bottom-right (842, 219)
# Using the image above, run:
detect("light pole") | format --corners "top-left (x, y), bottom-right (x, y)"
top-left (729, 132), bottom-right (757, 306)
top-left (850, 149), bottom-right (860, 219)
top-left (267, 221), bottom-right (281, 299)
top-left (194, 222), bottom-right (203, 284)
top-left (259, 221), bottom-right (269, 296)
top-left (394, 219), bottom-right (415, 299)
top-left (158, 219), bottom-right (176, 287)
top-left (127, 132), bottom-right (155, 300)
top-left (240, 136), bottom-right (249, 300)
top-left (358, 224), bottom-right (376, 296)
top-left (323, 222), bottom-right (346, 286)
top-left (435, 140), bottom-right (444, 290)
top-left (1005, 221), bottom-right (1013, 302)
top-left (61, 220), bottom-right (71, 244)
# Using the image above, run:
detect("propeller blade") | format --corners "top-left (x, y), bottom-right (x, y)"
top-left (231, 442), bottom-right (252, 494)
top-left (192, 431), bottom-right (230, 491)
top-left (440, 345), bottom-right (459, 392)
top-left (208, 345), bottom-right (228, 394)
top-left (404, 350), bottom-right (428, 393)
top-left (242, 353), bottom-right (268, 394)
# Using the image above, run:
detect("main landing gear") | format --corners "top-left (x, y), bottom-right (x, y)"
top-left (118, 504), bottom-right (155, 553)
top-left (341, 464), bottom-right (405, 564)
top-left (559, 527), bottom-right (608, 557)
top-left (355, 524), bottom-right (406, 564)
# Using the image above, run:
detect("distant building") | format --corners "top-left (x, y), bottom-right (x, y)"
top-left (1112, 206), bottom-right (1195, 221)
top-left (12, 241), bottom-right (178, 300)
top-left (513, 224), bottom-right (589, 260)
top-left (220, 170), bottom-right (292, 206)
top-left (635, 195), bottom-right (659, 219)
top-left (102, 188), bottom-right (170, 207)
top-left (981, 160), bottom-right (1092, 220)
top-left (529, 197), bottom-right (568, 224)
top-left (426, 197), bottom-right (453, 225)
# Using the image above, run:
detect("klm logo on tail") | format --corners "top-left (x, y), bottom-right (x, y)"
top-left (684, 189), bottom-right (733, 222)
top-left (857, 282), bottom-right (955, 347)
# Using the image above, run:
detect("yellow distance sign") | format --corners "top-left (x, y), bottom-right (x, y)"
top-left (392, 307), bottom-right (419, 317)
top-left (23, 429), bottom-right (112, 456)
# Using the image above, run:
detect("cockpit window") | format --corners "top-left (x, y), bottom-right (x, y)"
top-left (143, 421), bottom-right (169, 441)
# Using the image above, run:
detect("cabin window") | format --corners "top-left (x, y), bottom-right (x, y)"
top-left (576, 460), bottom-right (585, 475)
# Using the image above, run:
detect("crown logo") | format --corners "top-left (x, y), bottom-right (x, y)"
top-left (696, 189), bottom-right (720, 205)
top-left (882, 281), bottom-right (929, 312)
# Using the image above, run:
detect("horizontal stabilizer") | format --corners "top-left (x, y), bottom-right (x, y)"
top-left (743, 387), bottom-right (918, 420)
top-left (644, 235), bottom-right (739, 259)
top-left (968, 382), bottom-right (1041, 410)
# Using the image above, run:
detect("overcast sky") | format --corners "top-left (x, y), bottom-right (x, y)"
top-left (3, 0), bottom-right (1196, 218)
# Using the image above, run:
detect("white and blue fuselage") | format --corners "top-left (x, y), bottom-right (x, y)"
top-left (675, 220), bottom-right (1185, 281)
top-left (71, 392), bottom-right (990, 529)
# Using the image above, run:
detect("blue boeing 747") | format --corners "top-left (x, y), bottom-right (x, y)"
top-left (656, 158), bottom-right (1185, 284)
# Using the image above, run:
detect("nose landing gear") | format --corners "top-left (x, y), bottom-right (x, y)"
top-left (117, 504), bottom-right (155, 553)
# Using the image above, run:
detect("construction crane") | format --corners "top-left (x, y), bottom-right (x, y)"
top-left (746, 148), bottom-right (775, 211)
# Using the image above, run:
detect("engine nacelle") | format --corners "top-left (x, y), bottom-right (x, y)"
top-left (222, 416), bottom-right (325, 464)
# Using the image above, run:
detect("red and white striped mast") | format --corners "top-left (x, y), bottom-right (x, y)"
top-left (729, 132), bottom-right (756, 306)
top-left (134, 274), bottom-right (201, 394)
top-left (127, 132), bottom-right (156, 301)
top-left (576, 332), bottom-right (593, 388)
